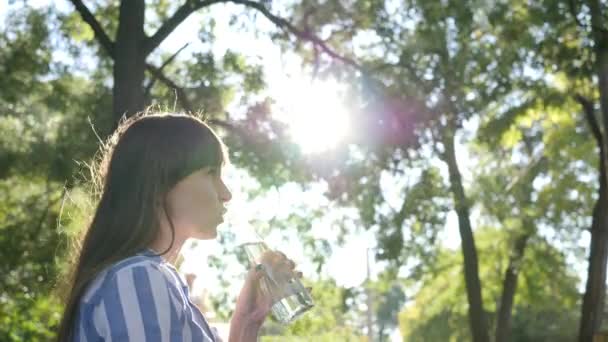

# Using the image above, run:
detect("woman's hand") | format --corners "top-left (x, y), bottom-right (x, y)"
top-left (229, 250), bottom-right (298, 342)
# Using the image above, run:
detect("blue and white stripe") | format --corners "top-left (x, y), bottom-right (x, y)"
top-left (73, 250), bottom-right (219, 342)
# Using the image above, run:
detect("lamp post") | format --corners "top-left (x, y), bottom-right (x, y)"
top-left (366, 247), bottom-right (374, 342)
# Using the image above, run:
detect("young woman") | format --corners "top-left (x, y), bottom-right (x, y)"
top-left (56, 112), bottom-right (296, 341)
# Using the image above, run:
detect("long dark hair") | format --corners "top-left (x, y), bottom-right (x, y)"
top-left (56, 112), bottom-right (228, 341)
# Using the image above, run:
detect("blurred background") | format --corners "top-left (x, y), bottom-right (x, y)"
top-left (1, 0), bottom-right (607, 341)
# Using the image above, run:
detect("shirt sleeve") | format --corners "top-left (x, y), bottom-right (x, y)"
top-left (92, 263), bottom-right (185, 342)
top-left (211, 326), bottom-right (224, 342)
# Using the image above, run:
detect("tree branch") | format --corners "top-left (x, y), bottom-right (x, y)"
top-left (145, 63), bottom-right (195, 113)
top-left (145, 63), bottom-right (248, 136)
top-left (228, 0), bottom-right (363, 71)
top-left (159, 43), bottom-right (191, 72)
top-left (505, 152), bottom-right (546, 193)
top-left (144, 43), bottom-right (190, 101)
top-left (144, 0), bottom-right (223, 55)
top-left (575, 94), bottom-right (603, 145)
top-left (68, 0), bottom-right (115, 58)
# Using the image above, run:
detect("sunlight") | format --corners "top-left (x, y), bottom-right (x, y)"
top-left (272, 77), bottom-right (351, 154)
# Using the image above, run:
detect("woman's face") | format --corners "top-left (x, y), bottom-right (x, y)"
top-left (165, 166), bottom-right (232, 240)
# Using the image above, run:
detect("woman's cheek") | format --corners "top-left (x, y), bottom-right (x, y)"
top-left (194, 186), bottom-right (217, 223)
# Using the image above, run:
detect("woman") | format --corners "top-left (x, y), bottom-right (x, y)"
top-left (56, 112), bottom-right (295, 341)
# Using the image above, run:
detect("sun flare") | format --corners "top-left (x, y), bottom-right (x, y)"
top-left (273, 77), bottom-right (351, 154)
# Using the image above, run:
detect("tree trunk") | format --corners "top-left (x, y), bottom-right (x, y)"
top-left (494, 157), bottom-right (540, 342)
top-left (495, 231), bottom-right (530, 342)
top-left (580, 190), bottom-right (608, 342)
top-left (579, 130), bottom-right (608, 342)
top-left (580, 2), bottom-right (608, 340)
top-left (113, 0), bottom-right (147, 124)
top-left (443, 129), bottom-right (489, 342)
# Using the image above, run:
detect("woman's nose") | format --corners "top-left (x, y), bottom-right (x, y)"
top-left (220, 182), bottom-right (232, 202)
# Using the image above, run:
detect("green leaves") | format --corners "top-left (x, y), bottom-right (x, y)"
top-left (61, 11), bottom-right (94, 42)
top-left (261, 279), bottom-right (366, 341)
top-left (0, 176), bottom-right (65, 341)
top-left (0, 8), bottom-right (51, 105)
top-left (376, 166), bottom-right (450, 272)
top-left (399, 228), bottom-right (580, 342)
top-left (0, 292), bottom-right (62, 342)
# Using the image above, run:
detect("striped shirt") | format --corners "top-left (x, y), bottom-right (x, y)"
top-left (73, 249), bottom-right (220, 342)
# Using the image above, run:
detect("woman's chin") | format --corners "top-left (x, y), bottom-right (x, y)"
top-left (191, 227), bottom-right (217, 240)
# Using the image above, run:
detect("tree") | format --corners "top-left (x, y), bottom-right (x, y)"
top-left (473, 90), bottom-right (596, 341)
top-left (479, 1), bottom-right (606, 339)
top-left (566, 2), bottom-right (608, 339)
top-left (0, 5), bottom-right (112, 340)
top-left (399, 228), bottom-right (581, 342)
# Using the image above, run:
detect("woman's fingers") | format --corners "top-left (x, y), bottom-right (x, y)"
top-left (247, 263), bottom-right (265, 282)
top-left (267, 250), bottom-right (297, 270)
top-left (259, 250), bottom-right (303, 283)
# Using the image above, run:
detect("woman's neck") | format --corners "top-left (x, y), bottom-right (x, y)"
top-left (150, 208), bottom-right (187, 265)
top-left (148, 231), bottom-right (185, 265)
